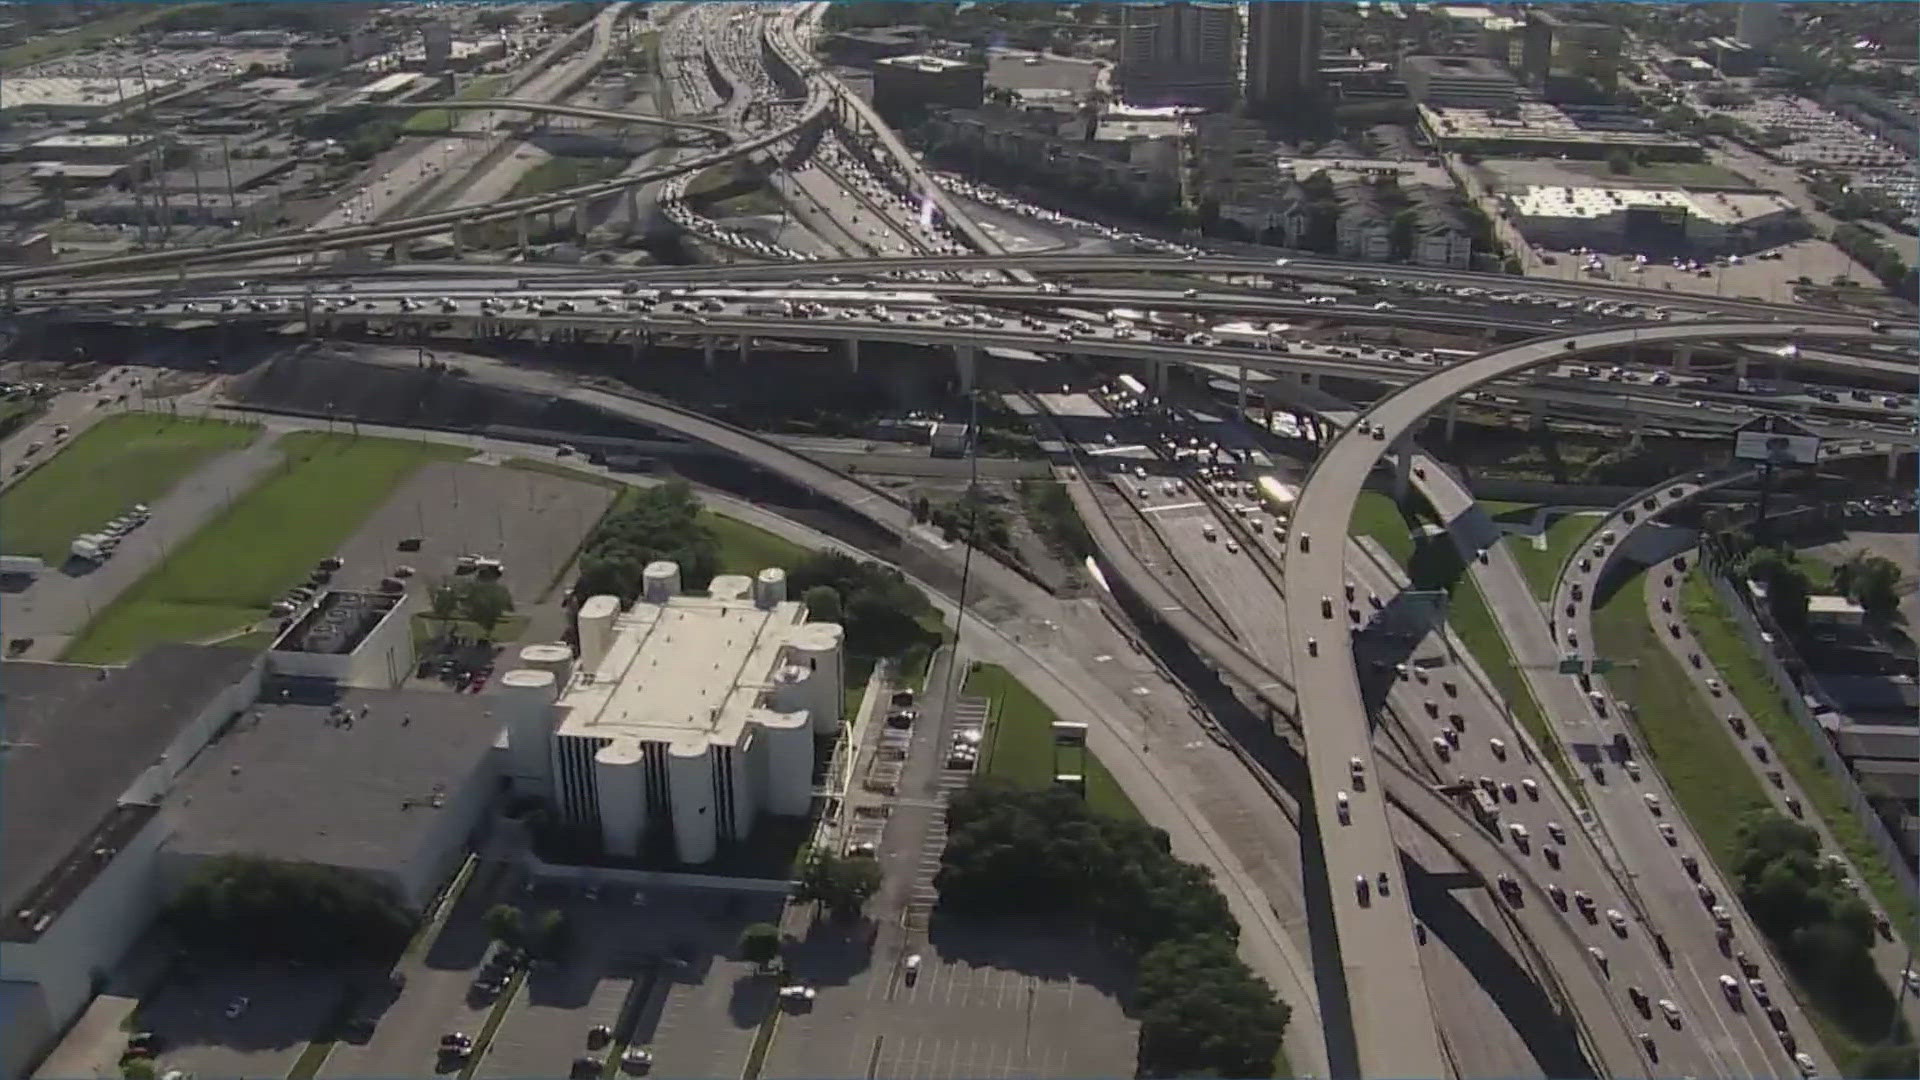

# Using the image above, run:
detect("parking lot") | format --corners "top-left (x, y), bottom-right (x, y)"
top-left (135, 964), bottom-right (345, 1080)
top-left (765, 921), bottom-right (1135, 1080)
top-left (328, 459), bottom-right (613, 606)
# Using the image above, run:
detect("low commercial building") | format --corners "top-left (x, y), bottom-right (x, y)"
top-left (16, 133), bottom-right (155, 165)
top-left (506, 563), bottom-right (842, 867)
top-left (1400, 55), bottom-right (1518, 110)
top-left (1808, 594), bottom-right (1868, 628)
top-left (157, 686), bottom-right (501, 910)
top-left (872, 54), bottom-right (984, 123)
top-left (1419, 101), bottom-right (1702, 161)
top-left (0, 647), bottom-right (261, 1080)
top-left (1502, 183), bottom-right (1802, 256)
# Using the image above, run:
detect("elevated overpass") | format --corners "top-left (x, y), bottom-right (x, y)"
top-left (366, 98), bottom-right (734, 139)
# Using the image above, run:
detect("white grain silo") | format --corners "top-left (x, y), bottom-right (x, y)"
top-left (753, 567), bottom-right (787, 608)
top-left (708, 574), bottom-right (753, 602)
top-left (577, 594), bottom-right (622, 673)
top-left (786, 622), bottom-right (845, 735)
top-left (642, 560), bottom-right (681, 604)
top-left (518, 642), bottom-right (575, 685)
top-left (498, 668), bottom-right (559, 797)
top-left (667, 738), bottom-right (717, 864)
top-left (762, 714), bottom-right (814, 817)
top-left (594, 739), bottom-right (647, 857)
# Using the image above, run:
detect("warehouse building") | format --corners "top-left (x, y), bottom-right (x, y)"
top-left (0, 646), bottom-right (261, 1080)
top-left (1502, 183), bottom-right (1802, 256)
top-left (504, 563), bottom-right (842, 867)
top-left (0, 77), bottom-right (179, 119)
top-left (872, 54), bottom-right (984, 123)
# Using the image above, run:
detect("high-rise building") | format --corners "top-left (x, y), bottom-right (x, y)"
top-left (1116, 1), bottom-right (1241, 110)
top-left (1246, 0), bottom-right (1321, 113)
top-left (1734, 2), bottom-right (1782, 49)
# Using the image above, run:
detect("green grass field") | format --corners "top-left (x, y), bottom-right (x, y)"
top-left (64, 433), bottom-right (468, 663)
top-left (402, 75), bottom-right (506, 134)
top-left (1350, 490), bottom-right (1574, 791)
top-left (1508, 510), bottom-right (1604, 603)
top-left (0, 414), bottom-right (258, 562)
top-left (1680, 570), bottom-right (1917, 955)
top-left (1593, 570), bottom-right (1771, 862)
top-left (703, 511), bottom-right (810, 576)
top-left (966, 663), bottom-right (1139, 821)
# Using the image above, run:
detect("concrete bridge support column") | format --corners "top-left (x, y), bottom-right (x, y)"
top-left (1891, 451), bottom-right (1905, 481)
top-left (1152, 358), bottom-right (1168, 398)
top-left (392, 238), bottom-right (411, 262)
top-left (1528, 396), bottom-right (1546, 431)
top-left (1392, 439), bottom-right (1414, 501)
top-left (845, 337), bottom-right (860, 374)
top-left (1673, 344), bottom-right (1692, 373)
top-left (738, 334), bottom-right (750, 363)
top-left (1734, 353), bottom-right (1750, 383)
top-left (517, 213), bottom-right (531, 256)
top-left (956, 345), bottom-right (978, 393)
top-left (702, 336), bottom-right (717, 372)
top-left (1444, 400), bottom-right (1460, 443)
top-left (1236, 366), bottom-right (1248, 414)
top-left (1628, 412), bottom-right (1645, 450)
top-left (626, 187), bottom-right (641, 225)
top-left (574, 197), bottom-right (591, 237)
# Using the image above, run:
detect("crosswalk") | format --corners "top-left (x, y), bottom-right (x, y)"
top-left (906, 695), bottom-right (990, 929)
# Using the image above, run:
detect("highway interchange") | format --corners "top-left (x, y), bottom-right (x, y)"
top-left (4, 4), bottom-right (1917, 1077)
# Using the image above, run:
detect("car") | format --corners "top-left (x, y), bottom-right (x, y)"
top-left (1307, 637), bottom-right (1318, 657)
top-left (1509, 822), bottom-right (1529, 847)
top-left (1520, 778), bottom-right (1539, 800)
top-left (1355, 875), bottom-right (1371, 904)
top-left (1574, 890), bottom-right (1596, 916)
top-left (1349, 757), bottom-right (1365, 785)
top-left (1607, 909), bottom-right (1628, 935)
top-left (1711, 905), bottom-right (1732, 928)
top-left (1681, 854), bottom-right (1699, 880)
top-left (904, 954), bottom-right (921, 984)
top-left (1785, 794), bottom-right (1802, 817)
top-left (1489, 737), bottom-right (1506, 759)
top-left (1658, 822), bottom-right (1676, 844)
top-left (1321, 596), bottom-right (1333, 618)
top-left (1336, 791), bottom-right (1351, 823)
top-left (1643, 793), bottom-right (1661, 814)
top-left (1639, 1031), bottom-right (1658, 1058)
top-left (572, 1056), bottom-right (605, 1078)
top-left (622, 1047), bottom-right (655, 1071)
top-left (1720, 974), bottom-right (1742, 1004)
top-left (1588, 945), bottom-right (1608, 970)
top-left (225, 996), bottom-right (250, 1019)
top-left (1546, 821), bottom-right (1566, 844)
top-left (1750, 978), bottom-right (1770, 1005)
top-left (1298, 533), bottom-right (1310, 552)
top-left (1628, 985), bottom-right (1650, 1014)
top-left (1432, 735), bottom-right (1451, 759)
top-left (1500, 781), bottom-right (1517, 802)
top-left (1706, 678), bottom-right (1723, 695)
top-left (1548, 883), bottom-right (1567, 908)
top-left (1659, 999), bottom-right (1682, 1027)
top-left (1795, 1052), bottom-right (1817, 1075)
top-left (1377, 871), bottom-right (1391, 894)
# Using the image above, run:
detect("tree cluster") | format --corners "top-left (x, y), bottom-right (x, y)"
top-left (1830, 222), bottom-right (1917, 296)
top-left (1730, 811), bottom-right (1911, 1055)
top-left (165, 855), bottom-right (416, 961)
top-left (573, 480), bottom-right (719, 601)
top-left (925, 487), bottom-right (1013, 552)
top-left (938, 780), bottom-right (1289, 1077)
top-left (483, 903), bottom-right (571, 960)
top-left (428, 576), bottom-right (515, 639)
top-left (1834, 553), bottom-right (1903, 625)
top-left (1742, 547), bottom-right (1814, 633)
top-left (794, 848), bottom-right (883, 921)
top-left (785, 550), bottom-right (940, 662)
top-left (1018, 479), bottom-right (1092, 560)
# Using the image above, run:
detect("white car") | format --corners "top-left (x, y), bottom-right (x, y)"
top-left (1659, 998), bottom-right (1682, 1026)
top-left (1546, 821), bottom-right (1566, 844)
top-left (1520, 778), bottom-right (1538, 800)
top-left (1794, 1052), bottom-right (1817, 1075)
top-left (1643, 793), bottom-right (1661, 814)
top-left (1508, 822), bottom-right (1529, 845)
top-left (1489, 737), bottom-right (1507, 760)
top-left (1336, 791), bottom-right (1351, 823)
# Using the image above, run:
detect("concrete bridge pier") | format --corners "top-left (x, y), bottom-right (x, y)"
top-left (392, 238), bottom-right (411, 262)
top-left (1891, 451), bottom-right (1905, 480)
top-left (845, 337), bottom-right (860, 374)
top-left (451, 223), bottom-right (464, 257)
top-left (1528, 396), bottom-right (1546, 431)
top-left (1391, 438), bottom-right (1414, 501)
top-left (626, 187), bottom-right (640, 226)
top-left (956, 345), bottom-right (978, 393)
top-left (516, 213), bottom-right (531, 256)
top-left (1444, 400), bottom-right (1460, 443)
top-left (1236, 366), bottom-right (1249, 414)
top-left (574, 196), bottom-right (591, 237)
top-left (1151, 357), bottom-right (1168, 398)
top-left (1628, 412), bottom-right (1645, 449)
top-left (1673, 344), bottom-right (1692, 373)
top-left (1734, 352), bottom-right (1750, 383)
top-left (702, 336), bottom-right (717, 372)
top-left (738, 333), bottom-right (750, 363)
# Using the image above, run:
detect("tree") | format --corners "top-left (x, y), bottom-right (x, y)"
top-left (462, 579), bottom-right (515, 640)
top-left (1839, 554), bottom-right (1902, 624)
top-left (738, 922), bottom-right (783, 968)
top-left (802, 585), bottom-right (842, 624)
top-left (795, 849), bottom-right (884, 920)
top-left (484, 903), bottom-right (525, 948)
top-left (121, 1059), bottom-right (157, 1080)
top-left (531, 908), bottom-right (571, 960)
top-left (574, 480), bottom-right (720, 600)
top-left (1606, 149), bottom-right (1635, 175)
top-left (428, 579), bottom-right (464, 637)
top-left (1854, 1044), bottom-right (1920, 1079)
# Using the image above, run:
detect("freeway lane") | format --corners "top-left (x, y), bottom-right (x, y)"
top-left (1284, 321), bottom-right (1889, 1079)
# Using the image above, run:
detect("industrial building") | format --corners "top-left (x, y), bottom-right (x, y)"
top-left (266, 589), bottom-right (415, 689)
top-left (1418, 101), bottom-right (1702, 160)
top-left (1115, 1), bottom-right (1240, 110)
top-left (157, 685), bottom-right (502, 911)
top-left (1245, 0), bottom-right (1321, 113)
top-left (872, 54), bottom-right (985, 124)
top-left (0, 77), bottom-right (179, 119)
top-left (1502, 183), bottom-right (1803, 256)
top-left (502, 563), bottom-right (843, 867)
top-left (1399, 55), bottom-right (1519, 110)
top-left (0, 647), bottom-right (262, 1080)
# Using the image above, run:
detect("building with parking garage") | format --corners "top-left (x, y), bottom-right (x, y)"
top-left (501, 562), bottom-right (841, 867)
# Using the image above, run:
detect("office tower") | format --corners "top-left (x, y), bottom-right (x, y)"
top-left (1246, 0), bottom-right (1321, 113)
top-left (1116, 1), bottom-right (1241, 110)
